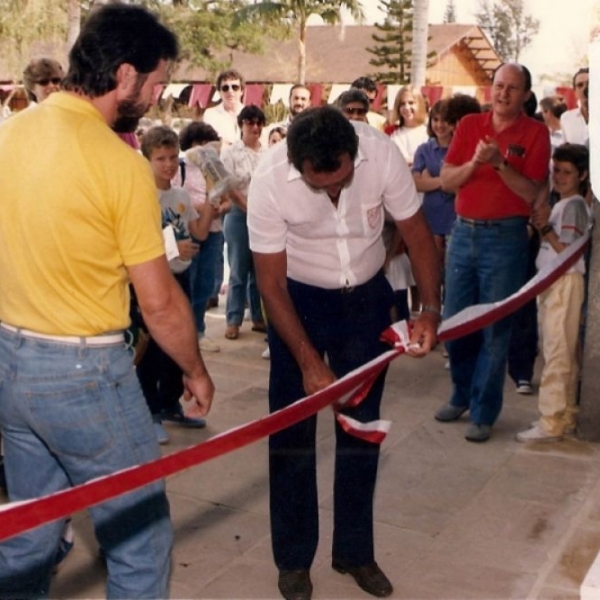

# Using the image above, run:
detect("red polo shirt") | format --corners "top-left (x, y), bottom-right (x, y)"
top-left (445, 111), bottom-right (550, 219)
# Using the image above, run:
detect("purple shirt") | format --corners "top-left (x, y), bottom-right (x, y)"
top-left (412, 137), bottom-right (455, 235)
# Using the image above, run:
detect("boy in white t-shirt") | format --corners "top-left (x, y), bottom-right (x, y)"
top-left (138, 126), bottom-right (217, 443)
top-left (517, 143), bottom-right (592, 443)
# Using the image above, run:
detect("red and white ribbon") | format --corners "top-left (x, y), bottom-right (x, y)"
top-left (438, 232), bottom-right (590, 342)
top-left (0, 231), bottom-right (590, 542)
top-left (0, 348), bottom-right (402, 543)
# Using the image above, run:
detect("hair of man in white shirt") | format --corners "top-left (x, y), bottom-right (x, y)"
top-left (286, 106), bottom-right (358, 174)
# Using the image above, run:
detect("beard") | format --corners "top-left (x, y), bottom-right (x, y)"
top-left (113, 77), bottom-right (149, 133)
top-left (113, 96), bottom-right (148, 133)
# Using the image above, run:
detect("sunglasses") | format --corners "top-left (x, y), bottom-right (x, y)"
top-left (220, 84), bottom-right (241, 92)
top-left (36, 77), bottom-right (62, 86)
top-left (343, 107), bottom-right (368, 116)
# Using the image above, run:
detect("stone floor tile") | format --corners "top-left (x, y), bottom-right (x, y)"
top-left (544, 522), bottom-right (600, 590)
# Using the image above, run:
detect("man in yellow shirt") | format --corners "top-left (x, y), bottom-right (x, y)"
top-left (0, 4), bottom-right (214, 598)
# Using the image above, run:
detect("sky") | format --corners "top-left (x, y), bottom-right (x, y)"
top-left (355, 0), bottom-right (600, 85)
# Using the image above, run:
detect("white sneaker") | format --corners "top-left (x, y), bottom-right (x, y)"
top-left (516, 424), bottom-right (562, 443)
top-left (261, 346), bottom-right (270, 360)
top-left (530, 420), bottom-right (575, 435)
top-left (199, 336), bottom-right (220, 353)
top-left (516, 381), bottom-right (533, 395)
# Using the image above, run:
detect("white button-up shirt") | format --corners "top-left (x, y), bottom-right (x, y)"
top-left (560, 108), bottom-right (589, 146)
top-left (248, 122), bottom-right (420, 289)
top-left (203, 103), bottom-right (243, 146)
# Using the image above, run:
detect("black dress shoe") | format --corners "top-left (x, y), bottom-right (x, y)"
top-left (332, 561), bottom-right (393, 597)
top-left (278, 569), bottom-right (312, 600)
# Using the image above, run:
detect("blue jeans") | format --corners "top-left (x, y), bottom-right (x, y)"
top-left (0, 329), bottom-right (172, 599)
top-left (189, 231), bottom-right (224, 335)
top-left (268, 272), bottom-right (393, 570)
top-left (213, 224), bottom-right (225, 299)
top-left (223, 206), bottom-right (261, 326)
top-left (508, 232), bottom-right (540, 385)
top-left (444, 217), bottom-right (529, 425)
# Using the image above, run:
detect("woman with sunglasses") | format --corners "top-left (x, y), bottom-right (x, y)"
top-left (22, 58), bottom-right (64, 105)
top-left (203, 69), bottom-right (245, 147)
top-left (220, 105), bottom-right (268, 340)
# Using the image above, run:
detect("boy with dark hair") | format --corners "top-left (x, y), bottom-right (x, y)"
top-left (139, 125), bottom-right (217, 443)
top-left (517, 143), bottom-right (592, 443)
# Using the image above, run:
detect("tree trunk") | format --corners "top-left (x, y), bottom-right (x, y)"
top-left (411, 0), bottom-right (430, 87)
top-left (297, 20), bottom-right (307, 85)
top-left (67, 0), bottom-right (81, 51)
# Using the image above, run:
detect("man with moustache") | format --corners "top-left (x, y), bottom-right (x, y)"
top-left (434, 63), bottom-right (550, 443)
top-left (0, 4), bottom-right (214, 598)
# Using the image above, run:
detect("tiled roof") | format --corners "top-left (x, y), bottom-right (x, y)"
top-left (175, 23), bottom-right (501, 84)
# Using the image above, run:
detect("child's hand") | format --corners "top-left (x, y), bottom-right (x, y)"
top-left (177, 239), bottom-right (200, 260)
top-left (532, 203), bottom-right (551, 230)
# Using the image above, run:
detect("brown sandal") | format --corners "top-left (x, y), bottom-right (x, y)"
top-left (224, 324), bottom-right (239, 340)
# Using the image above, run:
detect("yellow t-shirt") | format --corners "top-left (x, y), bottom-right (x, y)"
top-left (0, 92), bottom-right (164, 335)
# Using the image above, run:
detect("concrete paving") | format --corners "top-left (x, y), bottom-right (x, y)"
top-left (21, 303), bottom-right (600, 598)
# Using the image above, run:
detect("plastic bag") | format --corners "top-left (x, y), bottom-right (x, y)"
top-left (186, 143), bottom-right (240, 205)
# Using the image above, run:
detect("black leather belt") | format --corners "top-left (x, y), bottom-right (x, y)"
top-left (458, 216), bottom-right (527, 227)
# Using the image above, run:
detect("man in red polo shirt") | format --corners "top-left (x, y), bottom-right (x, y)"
top-left (435, 63), bottom-right (550, 442)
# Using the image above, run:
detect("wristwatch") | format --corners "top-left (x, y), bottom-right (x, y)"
top-left (421, 304), bottom-right (442, 320)
top-left (540, 224), bottom-right (553, 237)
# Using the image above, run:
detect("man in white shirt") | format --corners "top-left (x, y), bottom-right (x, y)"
top-left (560, 68), bottom-right (589, 146)
top-left (540, 95), bottom-right (567, 154)
top-left (203, 69), bottom-right (245, 146)
top-left (248, 106), bottom-right (440, 600)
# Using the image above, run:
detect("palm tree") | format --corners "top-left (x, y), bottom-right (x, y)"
top-left (236, 0), bottom-right (364, 83)
top-left (410, 0), bottom-right (429, 87)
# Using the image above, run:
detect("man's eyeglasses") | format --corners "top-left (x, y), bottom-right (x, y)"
top-left (220, 83), bottom-right (241, 92)
top-left (36, 78), bottom-right (62, 86)
top-left (343, 107), bottom-right (368, 116)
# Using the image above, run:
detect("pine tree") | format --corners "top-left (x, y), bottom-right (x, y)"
top-left (443, 0), bottom-right (457, 23)
top-left (367, 0), bottom-right (414, 84)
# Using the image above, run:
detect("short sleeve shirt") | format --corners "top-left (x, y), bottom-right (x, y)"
top-left (536, 194), bottom-right (591, 273)
top-left (412, 138), bottom-right (455, 235)
top-left (248, 121), bottom-right (421, 289)
top-left (160, 187), bottom-right (199, 274)
top-left (0, 92), bottom-right (164, 335)
top-left (560, 108), bottom-right (589, 146)
top-left (445, 111), bottom-right (550, 219)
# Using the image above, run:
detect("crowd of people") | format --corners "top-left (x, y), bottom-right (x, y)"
top-left (0, 3), bottom-right (593, 599)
